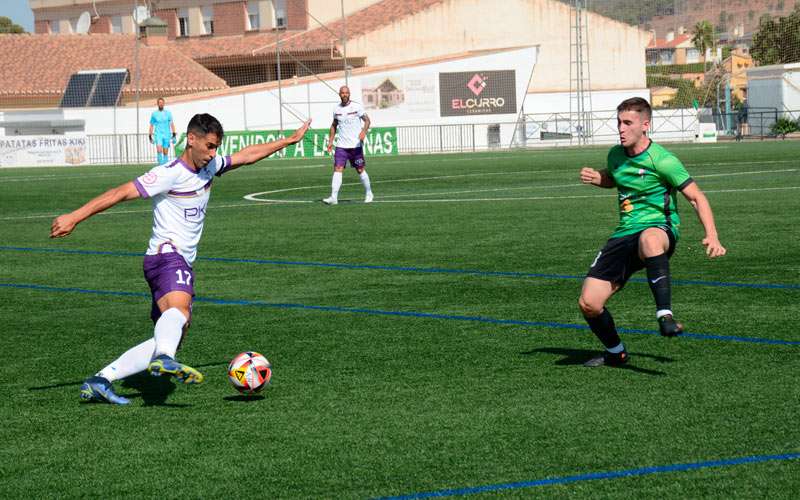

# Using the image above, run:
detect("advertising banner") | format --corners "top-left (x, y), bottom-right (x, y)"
top-left (0, 135), bottom-right (87, 167)
top-left (439, 70), bottom-right (517, 117)
top-left (175, 127), bottom-right (398, 158)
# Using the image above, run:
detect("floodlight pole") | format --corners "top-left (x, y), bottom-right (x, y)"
top-left (341, 0), bottom-right (348, 86)
top-left (569, 0), bottom-right (592, 145)
top-left (135, 8), bottom-right (141, 164)
top-left (277, 28), bottom-right (283, 132)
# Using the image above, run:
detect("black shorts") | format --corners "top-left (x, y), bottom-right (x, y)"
top-left (586, 227), bottom-right (676, 287)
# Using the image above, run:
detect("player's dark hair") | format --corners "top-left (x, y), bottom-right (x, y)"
top-left (617, 97), bottom-right (652, 121)
top-left (186, 113), bottom-right (224, 139)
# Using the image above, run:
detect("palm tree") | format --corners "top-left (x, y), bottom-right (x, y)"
top-left (692, 20), bottom-right (715, 61)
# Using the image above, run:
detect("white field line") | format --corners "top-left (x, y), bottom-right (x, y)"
top-left (244, 167), bottom-right (800, 202)
top-left (242, 169), bottom-right (565, 200)
top-left (0, 157), bottom-right (795, 182)
top-left (2, 169), bottom-right (797, 221)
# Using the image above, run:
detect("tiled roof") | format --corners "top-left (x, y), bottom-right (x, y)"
top-left (171, 0), bottom-right (447, 61)
top-left (1, 0), bottom-right (468, 103)
top-left (647, 34), bottom-right (693, 49)
top-left (0, 34), bottom-right (228, 98)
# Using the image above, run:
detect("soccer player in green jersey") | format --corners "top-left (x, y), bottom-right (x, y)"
top-left (578, 97), bottom-right (726, 367)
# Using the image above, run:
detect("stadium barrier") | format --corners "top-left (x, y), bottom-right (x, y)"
top-left (3, 108), bottom-right (792, 167)
top-left (75, 107), bottom-right (797, 166)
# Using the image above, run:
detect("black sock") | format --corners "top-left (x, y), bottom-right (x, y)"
top-left (645, 253), bottom-right (671, 312)
top-left (584, 308), bottom-right (622, 349)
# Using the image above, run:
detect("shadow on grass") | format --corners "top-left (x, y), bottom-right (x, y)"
top-left (119, 372), bottom-right (190, 407)
top-left (223, 394), bottom-right (265, 403)
top-left (29, 380), bottom-right (84, 391)
top-left (522, 347), bottom-right (673, 376)
top-left (28, 359), bottom-right (226, 399)
top-left (193, 360), bottom-right (229, 370)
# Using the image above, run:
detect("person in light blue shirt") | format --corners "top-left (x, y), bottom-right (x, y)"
top-left (149, 97), bottom-right (176, 165)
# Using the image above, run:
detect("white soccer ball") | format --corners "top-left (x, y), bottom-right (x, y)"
top-left (227, 351), bottom-right (272, 394)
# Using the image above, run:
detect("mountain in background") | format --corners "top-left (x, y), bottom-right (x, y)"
top-left (564, 0), bottom-right (798, 37)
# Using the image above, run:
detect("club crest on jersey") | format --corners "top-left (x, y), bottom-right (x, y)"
top-left (620, 198), bottom-right (634, 213)
top-left (141, 172), bottom-right (158, 185)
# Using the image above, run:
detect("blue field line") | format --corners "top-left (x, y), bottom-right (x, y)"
top-left (374, 452), bottom-right (800, 499)
top-left (3, 282), bottom-right (799, 346)
top-left (2, 245), bottom-right (799, 290)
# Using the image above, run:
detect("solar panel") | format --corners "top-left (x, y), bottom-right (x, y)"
top-left (60, 73), bottom-right (98, 107)
top-left (89, 71), bottom-right (127, 107)
top-left (60, 69), bottom-right (127, 108)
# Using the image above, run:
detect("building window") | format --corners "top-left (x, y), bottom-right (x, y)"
top-left (275, 0), bottom-right (286, 28)
top-left (178, 8), bottom-right (189, 36)
top-left (247, 1), bottom-right (260, 30)
top-left (202, 6), bottom-right (214, 35)
top-left (50, 20), bottom-right (60, 33)
top-left (111, 16), bottom-right (122, 33)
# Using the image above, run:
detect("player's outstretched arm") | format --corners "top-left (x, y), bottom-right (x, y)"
top-left (50, 181), bottom-right (141, 238)
top-left (230, 120), bottom-right (311, 168)
top-left (680, 182), bottom-right (726, 258)
top-left (580, 167), bottom-right (615, 188)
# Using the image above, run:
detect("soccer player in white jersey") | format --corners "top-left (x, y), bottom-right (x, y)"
top-left (149, 97), bottom-right (176, 165)
top-left (323, 85), bottom-right (373, 205)
top-left (50, 113), bottom-right (310, 404)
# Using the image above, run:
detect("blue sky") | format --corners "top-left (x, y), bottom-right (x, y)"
top-left (0, 0), bottom-right (34, 32)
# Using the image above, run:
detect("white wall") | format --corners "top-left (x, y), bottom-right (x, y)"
top-left (523, 88), bottom-right (650, 115)
top-left (306, 0), bottom-right (379, 26)
top-left (346, 0), bottom-right (649, 94)
top-left (58, 46), bottom-right (539, 135)
top-left (782, 68), bottom-right (800, 112)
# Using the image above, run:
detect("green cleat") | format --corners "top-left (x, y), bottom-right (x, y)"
top-left (147, 355), bottom-right (204, 384)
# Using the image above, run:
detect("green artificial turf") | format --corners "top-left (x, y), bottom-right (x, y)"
top-left (1, 141), bottom-right (798, 498)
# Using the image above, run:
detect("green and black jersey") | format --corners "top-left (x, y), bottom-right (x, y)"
top-left (606, 141), bottom-right (693, 240)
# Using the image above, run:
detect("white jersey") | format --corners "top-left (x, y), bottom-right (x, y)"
top-left (133, 155), bottom-right (233, 265)
top-left (333, 101), bottom-right (366, 149)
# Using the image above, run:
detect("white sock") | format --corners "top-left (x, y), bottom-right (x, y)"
top-left (153, 307), bottom-right (187, 358)
top-left (607, 343), bottom-right (626, 354)
top-left (656, 309), bottom-right (673, 319)
top-left (331, 171), bottom-right (343, 199)
top-left (359, 171), bottom-right (372, 194)
top-left (97, 338), bottom-right (156, 382)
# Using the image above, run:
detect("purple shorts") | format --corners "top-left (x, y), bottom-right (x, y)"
top-left (143, 252), bottom-right (195, 323)
top-left (333, 146), bottom-right (366, 169)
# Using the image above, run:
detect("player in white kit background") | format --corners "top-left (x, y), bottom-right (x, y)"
top-left (50, 113), bottom-right (310, 404)
top-left (323, 85), bottom-right (373, 205)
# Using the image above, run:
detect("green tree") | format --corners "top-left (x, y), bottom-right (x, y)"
top-left (692, 20), bottom-right (714, 56)
top-left (751, 6), bottom-right (800, 65)
top-left (0, 16), bottom-right (25, 34)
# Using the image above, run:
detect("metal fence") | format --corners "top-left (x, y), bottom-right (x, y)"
top-left (88, 133), bottom-right (154, 165)
top-left (81, 107), bottom-right (799, 165)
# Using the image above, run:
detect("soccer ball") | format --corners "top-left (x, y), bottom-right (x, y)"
top-left (227, 351), bottom-right (272, 394)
